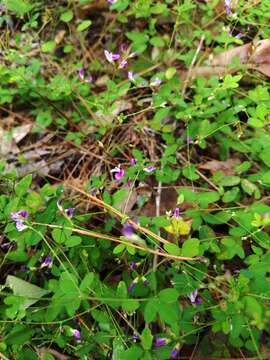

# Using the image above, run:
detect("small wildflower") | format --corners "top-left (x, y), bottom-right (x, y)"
top-left (133, 334), bottom-right (140, 342)
top-left (120, 43), bottom-right (128, 52)
top-left (72, 329), bottom-right (81, 340)
top-left (150, 78), bottom-right (162, 87)
top-left (173, 208), bottom-right (180, 219)
top-left (128, 52), bottom-right (137, 58)
top-left (224, 0), bottom-right (232, 15)
top-left (154, 338), bottom-right (167, 348)
top-left (235, 32), bottom-right (243, 39)
top-left (122, 222), bottom-right (135, 239)
top-left (143, 165), bottom-right (156, 173)
top-left (187, 136), bottom-right (193, 144)
top-left (128, 71), bottom-right (135, 81)
top-left (128, 281), bottom-right (137, 293)
top-left (108, 0), bottom-right (117, 4)
top-left (20, 265), bottom-right (29, 273)
top-left (110, 165), bottom-right (125, 180)
top-left (104, 50), bottom-right (120, 63)
top-left (41, 255), bottom-right (52, 268)
top-left (130, 157), bottom-right (137, 165)
top-left (65, 207), bottom-right (75, 217)
top-left (142, 277), bottom-right (149, 286)
top-left (170, 347), bottom-right (179, 359)
top-left (188, 289), bottom-right (202, 305)
top-left (10, 210), bottom-right (29, 221)
top-left (78, 68), bottom-right (85, 80)
top-left (11, 210), bottom-right (29, 232)
top-left (119, 59), bottom-right (128, 69)
top-left (86, 74), bottom-right (93, 83)
top-left (125, 179), bottom-right (133, 188)
top-left (130, 262), bottom-right (138, 270)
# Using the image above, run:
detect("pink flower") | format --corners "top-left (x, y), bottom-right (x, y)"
top-left (128, 71), bottom-right (135, 81)
top-left (119, 59), bottom-right (128, 69)
top-left (150, 78), bottom-right (162, 87)
top-left (110, 165), bottom-right (125, 180)
top-left (104, 50), bottom-right (120, 63)
top-left (130, 157), bottom-right (137, 165)
top-left (143, 165), bottom-right (156, 173)
top-left (78, 68), bottom-right (85, 80)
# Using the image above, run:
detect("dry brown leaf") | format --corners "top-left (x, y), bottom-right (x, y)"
top-left (182, 38), bottom-right (270, 82)
top-left (198, 159), bottom-right (240, 176)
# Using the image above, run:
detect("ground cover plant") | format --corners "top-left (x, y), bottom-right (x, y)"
top-left (1, 0), bottom-right (270, 359)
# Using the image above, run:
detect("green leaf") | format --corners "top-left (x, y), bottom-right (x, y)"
top-left (60, 10), bottom-right (73, 22)
top-left (260, 146), bottom-right (270, 167)
top-left (5, 275), bottom-right (50, 310)
top-left (182, 164), bottom-right (199, 181)
top-left (141, 328), bottom-right (153, 350)
top-left (76, 20), bottom-right (92, 32)
top-left (122, 299), bottom-right (140, 312)
top-left (80, 272), bottom-right (94, 292)
top-left (15, 174), bottom-right (32, 197)
top-left (41, 41), bottom-right (56, 53)
top-left (202, 211), bottom-right (232, 224)
top-left (113, 243), bottom-right (126, 254)
top-left (6, 0), bottom-right (33, 16)
top-left (59, 272), bottom-right (78, 295)
top-left (144, 298), bottom-right (158, 323)
top-left (181, 239), bottom-right (200, 257)
top-left (65, 235), bottom-right (82, 247)
top-left (165, 67), bottom-right (176, 80)
top-left (120, 345), bottom-right (143, 360)
top-left (5, 325), bottom-right (33, 345)
top-left (52, 228), bottom-right (72, 244)
top-left (159, 288), bottom-right (179, 303)
top-left (116, 281), bottom-right (127, 299)
top-left (113, 337), bottom-right (125, 360)
top-left (222, 187), bottom-right (239, 203)
top-left (219, 176), bottom-right (241, 187)
top-left (164, 243), bottom-right (181, 256)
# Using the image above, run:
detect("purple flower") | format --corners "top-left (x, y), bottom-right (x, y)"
top-left (78, 68), bottom-right (85, 80)
top-left (128, 71), bottom-right (135, 81)
top-left (173, 208), bottom-right (180, 219)
top-left (235, 32), bottom-right (243, 39)
top-left (130, 262), bottom-right (138, 270)
top-left (188, 289), bottom-right (202, 305)
top-left (128, 52), bottom-right (137, 58)
top-left (65, 207), bottom-right (75, 217)
top-left (72, 329), bottom-right (81, 340)
top-left (170, 347), bottom-right (179, 359)
top-left (224, 0), bottom-right (232, 14)
top-left (86, 74), bottom-right (93, 83)
top-left (154, 338), bottom-right (167, 348)
top-left (150, 78), bottom-right (162, 87)
top-left (10, 210), bottom-right (29, 221)
top-left (186, 136), bottom-right (193, 144)
top-left (128, 282), bottom-right (136, 293)
top-left (20, 265), bottom-right (29, 273)
top-left (41, 255), bottom-right (52, 268)
top-left (110, 165), bottom-right (125, 180)
top-left (143, 279), bottom-right (149, 286)
top-left (143, 165), bottom-right (156, 173)
top-left (122, 222), bottom-right (135, 239)
top-left (120, 43), bottom-right (128, 52)
top-left (132, 334), bottom-right (140, 342)
top-left (108, 0), bottom-right (117, 4)
top-left (130, 157), bottom-right (137, 165)
top-left (104, 50), bottom-right (120, 63)
top-left (119, 59), bottom-right (128, 69)
top-left (11, 210), bottom-right (29, 232)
